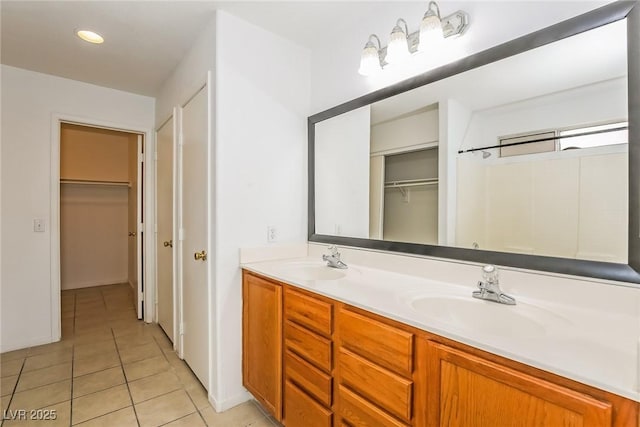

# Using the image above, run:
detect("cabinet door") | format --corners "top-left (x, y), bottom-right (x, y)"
top-left (425, 341), bottom-right (612, 427)
top-left (242, 272), bottom-right (282, 420)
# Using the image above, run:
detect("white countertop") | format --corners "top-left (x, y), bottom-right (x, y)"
top-left (242, 256), bottom-right (640, 402)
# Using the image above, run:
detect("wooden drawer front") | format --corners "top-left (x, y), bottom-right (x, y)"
top-left (338, 385), bottom-right (409, 427)
top-left (285, 321), bottom-right (332, 372)
top-left (285, 350), bottom-right (332, 407)
top-left (285, 381), bottom-right (332, 427)
top-left (285, 288), bottom-right (333, 336)
top-left (338, 348), bottom-right (412, 422)
top-left (338, 308), bottom-right (413, 377)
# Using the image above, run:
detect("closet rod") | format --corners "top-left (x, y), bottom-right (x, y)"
top-left (60, 179), bottom-right (131, 187)
top-left (384, 178), bottom-right (438, 188)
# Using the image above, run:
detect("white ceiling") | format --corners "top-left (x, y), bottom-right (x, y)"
top-left (0, 0), bottom-right (408, 97)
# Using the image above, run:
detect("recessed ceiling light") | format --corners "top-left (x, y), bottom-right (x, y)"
top-left (76, 29), bottom-right (104, 44)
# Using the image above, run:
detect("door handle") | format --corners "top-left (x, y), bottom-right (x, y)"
top-left (194, 250), bottom-right (207, 261)
top-left (128, 232), bottom-right (136, 237)
top-left (163, 240), bottom-right (173, 248)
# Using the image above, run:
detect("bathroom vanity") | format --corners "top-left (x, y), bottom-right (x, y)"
top-left (241, 259), bottom-right (638, 427)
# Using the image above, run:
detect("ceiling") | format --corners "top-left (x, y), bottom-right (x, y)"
top-left (0, 0), bottom-right (405, 97)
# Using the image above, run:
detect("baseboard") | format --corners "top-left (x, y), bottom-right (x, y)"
top-left (208, 390), bottom-right (252, 413)
top-left (0, 334), bottom-right (56, 353)
top-left (61, 277), bottom-right (128, 290)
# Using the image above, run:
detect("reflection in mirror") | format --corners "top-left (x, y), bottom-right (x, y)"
top-left (314, 18), bottom-right (628, 263)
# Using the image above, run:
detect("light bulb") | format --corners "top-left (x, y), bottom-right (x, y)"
top-left (358, 40), bottom-right (382, 76)
top-left (419, 9), bottom-right (444, 51)
top-left (385, 20), bottom-right (410, 64)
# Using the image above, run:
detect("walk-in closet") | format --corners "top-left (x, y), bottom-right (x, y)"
top-left (59, 123), bottom-right (143, 327)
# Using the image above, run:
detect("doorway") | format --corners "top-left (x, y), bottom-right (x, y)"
top-left (59, 123), bottom-right (144, 320)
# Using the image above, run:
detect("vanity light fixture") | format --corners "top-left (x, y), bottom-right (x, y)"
top-left (76, 29), bottom-right (104, 44)
top-left (357, 1), bottom-right (469, 76)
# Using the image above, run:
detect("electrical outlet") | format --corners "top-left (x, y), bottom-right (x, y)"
top-left (267, 226), bottom-right (277, 242)
top-left (334, 224), bottom-right (341, 235)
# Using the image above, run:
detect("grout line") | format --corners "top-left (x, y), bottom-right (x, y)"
top-left (195, 409), bottom-right (209, 426)
top-left (156, 410), bottom-right (199, 427)
top-left (72, 381), bottom-right (125, 400)
top-left (19, 355), bottom-right (74, 376)
top-left (111, 320), bottom-right (140, 427)
top-left (7, 380), bottom-right (72, 411)
top-left (10, 363), bottom-right (73, 394)
top-left (69, 405), bottom-right (133, 426)
top-left (131, 387), bottom-right (186, 406)
top-left (0, 357), bottom-right (26, 427)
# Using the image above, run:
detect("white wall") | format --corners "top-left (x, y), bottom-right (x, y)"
top-left (309, 1), bottom-right (608, 113)
top-left (155, 16), bottom-right (216, 126)
top-left (439, 99), bottom-right (471, 246)
top-left (215, 10), bottom-right (310, 409)
top-left (60, 186), bottom-right (129, 289)
top-left (315, 106), bottom-right (370, 238)
top-left (370, 107), bottom-right (438, 154)
top-left (0, 65), bottom-right (155, 352)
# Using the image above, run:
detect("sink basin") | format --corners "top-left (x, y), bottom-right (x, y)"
top-left (275, 262), bottom-right (347, 281)
top-left (409, 295), bottom-right (549, 337)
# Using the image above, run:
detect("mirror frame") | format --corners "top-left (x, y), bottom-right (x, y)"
top-left (308, 1), bottom-right (640, 284)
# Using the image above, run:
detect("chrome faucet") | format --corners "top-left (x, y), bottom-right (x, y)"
top-left (322, 245), bottom-right (348, 269)
top-left (472, 265), bottom-right (516, 305)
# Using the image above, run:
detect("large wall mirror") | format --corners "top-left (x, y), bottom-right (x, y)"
top-left (309, 1), bottom-right (640, 284)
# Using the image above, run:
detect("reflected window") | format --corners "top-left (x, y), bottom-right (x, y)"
top-left (499, 121), bottom-right (628, 157)
top-left (559, 122), bottom-right (628, 150)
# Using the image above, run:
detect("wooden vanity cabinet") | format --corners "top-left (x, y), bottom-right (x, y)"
top-left (283, 288), bottom-right (335, 427)
top-left (242, 271), bottom-right (283, 420)
top-left (242, 271), bottom-right (638, 427)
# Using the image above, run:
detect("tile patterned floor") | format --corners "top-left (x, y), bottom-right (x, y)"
top-left (0, 284), bottom-right (277, 427)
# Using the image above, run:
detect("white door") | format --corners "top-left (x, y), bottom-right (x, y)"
top-left (157, 118), bottom-right (175, 342)
top-left (180, 86), bottom-right (209, 389)
top-left (128, 135), bottom-right (144, 319)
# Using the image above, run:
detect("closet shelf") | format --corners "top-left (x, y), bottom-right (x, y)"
top-left (384, 178), bottom-right (438, 189)
top-left (60, 179), bottom-right (131, 188)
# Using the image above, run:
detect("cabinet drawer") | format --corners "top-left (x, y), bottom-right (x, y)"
top-left (285, 381), bottom-right (332, 427)
top-left (338, 385), bottom-right (409, 427)
top-left (285, 321), bottom-right (332, 372)
top-left (285, 288), bottom-right (333, 336)
top-left (338, 308), bottom-right (413, 377)
top-left (285, 350), bottom-right (332, 407)
top-left (338, 348), bottom-right (412, 422)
